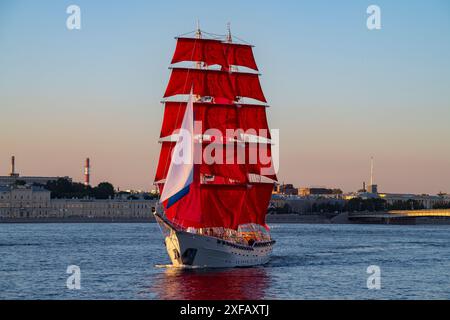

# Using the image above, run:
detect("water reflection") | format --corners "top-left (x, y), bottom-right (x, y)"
top-left (150, 266), bottom-right (271, 300)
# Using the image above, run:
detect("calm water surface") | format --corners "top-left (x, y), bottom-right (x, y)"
top-left (0, 223), bottom-right (449, 299)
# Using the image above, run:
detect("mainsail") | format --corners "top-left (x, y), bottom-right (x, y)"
top-left (155, 33), bottom-right (277, 230)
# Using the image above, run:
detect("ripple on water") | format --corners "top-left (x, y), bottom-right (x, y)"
top-left (0, 223), bottom-right (449, 299)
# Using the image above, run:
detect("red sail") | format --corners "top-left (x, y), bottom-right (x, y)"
top-left (200, 142), bottom-right (277, 183)
top-left (155, 141), bottom-right (275, 185)
top-left (237, 104), bottom-right (271, 138)
top-left (224, 43), bottom-right (258, 71)
top-left (239, 183), bottom-right (274, 226)
top-left (158, 103), bottom-right (276, 182)
top-left (164, 68), bottom-right (235, 101)
top-left (159, 102), bottom-right (187, 138)
top-left (160, 102), bottom-right (269, 138)
top-left (231, 72), bottom-right (266, 102)
top-left (164, 68), bottom-right (266, 102)
top-left (165, 183), bottom-right (246, 229)
top-left (170, 38), bottom-right (258, 71)
top-left (171, 38), bottom-right (227, 67)
top-left (160, 102), bottom-right (238, 138)
top-left (196, 104), bottom-right (238, 137)
top-left (155, 143), bottom-right (254, 184)
top-left (165, 182), bottom-right (203, 227)
top-left (155, 144), bottom-right (275, 184)
top-left (199, 185), bottom-right (247, 229)
top-left (200, 142), bottom-right (248, 183)
top-left (246, 143), bottom-right (277, 181)
top-left (154, 142), bottom-right (175, 182)
top-left (165, 183), bottom-right (273, 230)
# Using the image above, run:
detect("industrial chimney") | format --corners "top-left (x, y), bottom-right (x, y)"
top-left (11, 156), bottom-right (15, 175)
top-left (10, 155), bottom-right (19, 177)
top-left (84, 158), bottom-right (90, 186)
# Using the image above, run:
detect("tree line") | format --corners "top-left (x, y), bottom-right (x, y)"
top-left (270, 197), bottom-right (450, 214)
top-left (45, 178), bottom-right (115, 199)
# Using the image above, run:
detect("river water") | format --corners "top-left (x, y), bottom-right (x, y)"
top-left (0, 223), bottom-right (449, 299)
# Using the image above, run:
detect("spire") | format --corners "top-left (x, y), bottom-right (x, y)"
top-left (367, 156), bottom-right (378, 194)
top-left (370, 156), bottom-right (374, 186)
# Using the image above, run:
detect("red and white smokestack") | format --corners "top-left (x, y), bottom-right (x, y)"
top-left (84, 158), bottom-right (90, 186)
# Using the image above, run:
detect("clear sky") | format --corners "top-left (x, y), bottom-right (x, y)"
top-left (1, 0), bottom-right (449, 194)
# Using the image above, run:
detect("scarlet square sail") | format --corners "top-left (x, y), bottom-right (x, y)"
top-left (171, 37), bottom-right (258, 71)
top-left (155, 33), bottom-right (277, 230)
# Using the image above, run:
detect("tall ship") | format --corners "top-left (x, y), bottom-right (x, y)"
top-left (154, 25), bottom-right (277, 268)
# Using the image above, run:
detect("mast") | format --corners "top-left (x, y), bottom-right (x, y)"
top-left (195, 20), bottom-right (203, 72)
top-left (226, 22), bottom-right (232, 43)
top-left (225, 23), bottom-right (239, 76)
top-left (196, 19), bottom-right (202, 39)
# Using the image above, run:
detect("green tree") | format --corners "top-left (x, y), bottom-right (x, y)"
top-left (93, 182), bottom-right (115, 199)
top-left (15, 180), bottom-right (26, 186)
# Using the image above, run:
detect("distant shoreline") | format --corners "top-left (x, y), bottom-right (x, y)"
top-left (0, 214), bottom-right (329, 224)
top-left (0, 217), bottom-right (156, 223)
top-left (1, 213), bottom-right (449, 225)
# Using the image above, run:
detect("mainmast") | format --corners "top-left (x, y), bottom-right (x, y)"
top-left (226, 23), bottom-right (239, 75)
top-left (195, 20), bottom-right (202, 65)
top-left (226, 22), bottom-right (232, 43)
top-left (195, 19), bottom-right (202, 39)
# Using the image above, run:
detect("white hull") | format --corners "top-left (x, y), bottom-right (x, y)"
top-left (156, 214), bottom-right (275, 268)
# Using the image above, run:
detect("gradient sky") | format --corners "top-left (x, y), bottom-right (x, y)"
top-left (1, 0), bottom-right (449, 194)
